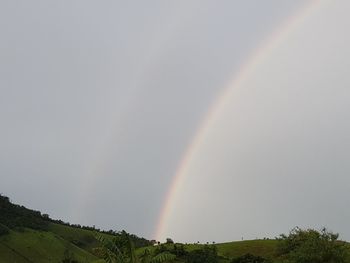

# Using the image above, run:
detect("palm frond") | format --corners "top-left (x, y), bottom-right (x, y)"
top-left (150, 252), bottom-right (176, 263)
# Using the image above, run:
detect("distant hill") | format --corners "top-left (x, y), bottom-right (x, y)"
top-left (0, 194), bottom-right (150, 262)
top-left (1, 194), bottom-right (350, 263)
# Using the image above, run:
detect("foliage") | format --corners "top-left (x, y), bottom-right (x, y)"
top-left (96, 234), bottom-right (126, 263)
top-left (166, 238), bottom-right (174, 244)
top-left (231, 253), bottom-right (270, 263)
top-left (62, 249), bottom-right (80, 263)
top-left (146, 252), bottom-right (176, 263)
top-left (97, 232), bottom-right (176, 263)
top-left (0, 194), bottom-right (151, 249)
top-left (0, 194), bottom-right (151, 263)
top-left (276, 227), bottom-right (348, 263)
top-left (185, 245), bottom-right (219, 263)
top-left (0, 223), bottom-right (9, 236)
top-left (153, 243), bottom-right (187, 256)
top-left (0, 228), bottom-right (98, 263)
top-left (171, 244), bottom-right (187, 257)
top-left (2, 194), bottom-right (350, 263)
top-left (48, 221), bottom-right (151, 248)
top-left (0, 194), bottom-right (48, 231)
top-left (140, 249), bottom-right (152, 263)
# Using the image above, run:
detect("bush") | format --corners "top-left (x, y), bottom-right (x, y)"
top-left (62, 249), bottom-right (79, 263)
top-left (166, 238), bottom-right (174, 244)
top-left (0, 194), bottom-right (48, 231)
top-left (231, 253), bottom-right (270, 263)
top-left (276, 227), bottom-right (347, 263)
top-left (186, 245), bottom-right (219, 263)
top-left (0, 223), bottom-right (9, 236)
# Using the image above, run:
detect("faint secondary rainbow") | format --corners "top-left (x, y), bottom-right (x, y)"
top-left (154, 0), bottom-right (324, 241)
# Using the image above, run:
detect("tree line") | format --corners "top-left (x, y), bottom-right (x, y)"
top-left (1, 194), bottom-right (348, 263)
top-left (0, 194), bottom-right (151, 247)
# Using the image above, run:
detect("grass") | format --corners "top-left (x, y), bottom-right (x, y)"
top-left (0, 227), bottom-right (98, 263)
top-left (136, 239), bottom-right (278, 262)
top-left (48, 223), bottom-right (102, 252)
top-left (1, 226), bottom-right (350, 263)
top-left (136, 239), bottom-right (350, 263)
top-left (216, 239), bottom-right (278, 259)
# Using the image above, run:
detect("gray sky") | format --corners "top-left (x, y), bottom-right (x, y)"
top-left (2, 1), bottom-right (349, 243)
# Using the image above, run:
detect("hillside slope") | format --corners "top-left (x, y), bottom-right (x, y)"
top-left (0, 194), bottom-right (148, 262)
top-left (2, 194), bottom-right (349, 263)
top-left (0, 228), bottom-right (98, 263)
top-left (216, 239), bottom-right (278, 259)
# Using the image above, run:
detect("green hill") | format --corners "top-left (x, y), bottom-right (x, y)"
top-left (1, 194), bottom-right (350, 263)
top-left (0, 227), bottom-right (98, 263)
top-left (0, 194), bottom-right (149, 262)
top-left (136, 240), bottom-right (279, 263)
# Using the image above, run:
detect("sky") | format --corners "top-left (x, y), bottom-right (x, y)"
top-left (1, 0), bottom-right (350, 243)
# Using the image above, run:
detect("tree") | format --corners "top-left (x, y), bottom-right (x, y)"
top-left (276, 227), bottom-right (347, 263)
top-left (140, 249), bottom-right (176, 263)
top-left (185, 245), bottom-right (219, 263)
top-left (96, 231), bottom-right (135, 263)
top-left (0, 223), bottom-right (9, 236)
top-left (96, 231), bottom-right (175, 263)
top-left (231, 253), bottom-right (270, 263)
top-left (166, 238), bottom-right (174, 244)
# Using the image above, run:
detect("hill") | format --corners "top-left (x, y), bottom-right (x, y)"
top-left (1, 194), bottom-right (350, 263)
top-left (0, 194), bottom-right (149, 262)
top-left (0, 227), bottom-right (99, 263)
top-left (136, 240), bottom-right (279, 263)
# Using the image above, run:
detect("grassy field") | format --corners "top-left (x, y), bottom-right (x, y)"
top-left (0, 229), bottom-right (280, 263)
top-left (216, 239), bottom-right (278, 259)
top-left (136, 239), bottom-right (278, 262)
top-left (48, 223), bottom-right (103, 252)
top-left (0, 226), bottom-right (99, 263)
top-left (137, 239), bottom-right (350, 263)
top-left (1, 226), bottom-right (350, 263)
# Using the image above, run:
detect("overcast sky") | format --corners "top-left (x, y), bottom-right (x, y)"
top-left (1, 1), bottom-right (350, 243)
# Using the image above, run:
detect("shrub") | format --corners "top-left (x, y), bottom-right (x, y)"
top-left (0, 223), bottom-right (9, 236)
top-left (276, 227), bottom-right (347, 263)
top-left (231, 253), bottom-right (270, 263)
top-left (186, 245), bottom-right (219, 263)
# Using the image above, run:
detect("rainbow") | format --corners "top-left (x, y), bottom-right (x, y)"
top-left (154, 0), bottom-right (325, 241)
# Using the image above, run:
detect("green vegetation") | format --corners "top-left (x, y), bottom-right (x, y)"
top-left (0, 228), bottom-right (98, 263)
top-left (48, 223), bottom-right (102, 252)
top-left (96, 231), bottom-right (176, 263)
top-left (231, 253), bottom-right (270, 263)
top-left (0, 223), bottom-right (9, 236)
top-left (0, 194), bottom-right (150, 262)
top-left (0, 195), bottom-right (48, 232)
top-left (185, 245), bottom-right (219, 263)
top-left (216, 240), bottom-right (277, 260)
top-left (276, 227), bottom-right (348, 263)
top-left (1, 194), bottom-right (350, 263)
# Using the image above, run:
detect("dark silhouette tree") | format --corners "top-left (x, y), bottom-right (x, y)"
top-left (166, 238), bottom-right (174, 244)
